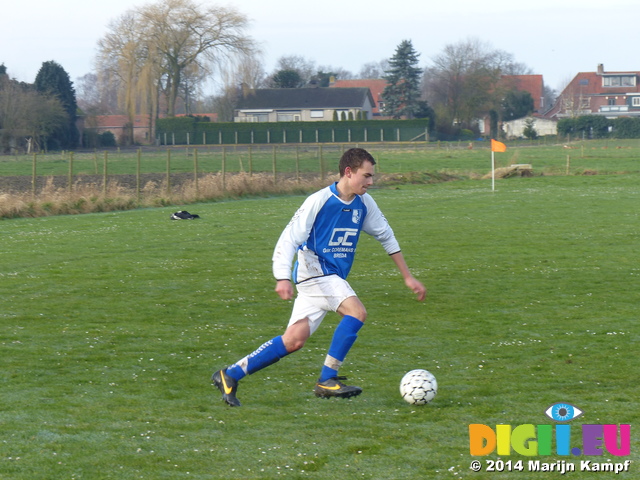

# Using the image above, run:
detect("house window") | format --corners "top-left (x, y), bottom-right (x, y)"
top-left (632, 97), bottom-right (640, 107)
top-left (608, 98), bottom-right (616, 106)
top-left (602, 75), bottom-right (636, 87)
top-left (277, 112), bottom-right (301, 122)
top-left (310, 110), bottom-right (324, 118)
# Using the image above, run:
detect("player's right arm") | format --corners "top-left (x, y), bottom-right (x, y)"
top-left (272, 189), bottom-right (328, 288)
top-left (274, 279), bottom-right (294, 300)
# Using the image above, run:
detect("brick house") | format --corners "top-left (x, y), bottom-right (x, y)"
top-left (479, 74), bottom-right (549, 136)
top-left (329, 79), bottom-right (388, 116)
top-left (501, 74), bottom-right (546, 113)
top-left (545, 64), bottom-right (640, 119)
top-left (86, 113), bottom-right (217, 145)
top-left (86, 115), bottom-right (153, 145)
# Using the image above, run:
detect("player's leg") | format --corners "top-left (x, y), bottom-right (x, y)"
top-left (212, 327), bottom-right (297, 407)
top-left (212, 318), bottom-right (312, 405)
top-left (281, 317), bottom-right (311, 352)
top-left (314, 295), bottom-right (366, 399)
top-left (319, 296), bottom-right (366, 381)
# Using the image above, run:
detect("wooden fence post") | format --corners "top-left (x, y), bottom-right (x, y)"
top-left (103, 151), bottom-right (108, 196)
top-left (68, 152), bottom-right (74, 193)
top-left (166, 149), bottom-right (171, 195)
top-left (295, 145), bottom-right (300, 184)
top-left (272, 146), bottom-right (277, 184)
top-left (32, 153), bottom-right (37, 197)
top-left (222, 146), bottom-right (227, 191)
top-left (136, 149), bottom-right (141, 204)
top-left (194, 148), bottom-right (199, 198)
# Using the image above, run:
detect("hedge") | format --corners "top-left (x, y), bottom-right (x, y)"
top-left (156, 117), bottom-right (431, 145)
top-left (557, 115), bottom-right (640, 139)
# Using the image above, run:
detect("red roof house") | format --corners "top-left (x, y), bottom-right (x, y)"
top-left (330, 79), bottom-right (388, 116)
top-left (545, 64), bottom-right (640, 119)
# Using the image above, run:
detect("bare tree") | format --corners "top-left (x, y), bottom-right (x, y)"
top-left (357, 60), bottom-right (389, 79)
top-left (207, 52), bottom-right (266, 121)
top-left (140, 0), bottom-right (254, 116)
top-left (96, 0), bottom-right (256, 126)
top-left (424, 38), bottom-right (531, 134)
top-left (97, 11), bottom-right (150, 127)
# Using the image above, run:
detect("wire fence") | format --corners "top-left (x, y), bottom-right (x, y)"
top-left (2, 138), bottom-right (639, 201)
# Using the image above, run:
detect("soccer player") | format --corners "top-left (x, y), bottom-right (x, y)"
top-left (212, 147), bottom-right (426, 406)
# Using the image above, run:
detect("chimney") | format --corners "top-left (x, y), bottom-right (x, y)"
top-left (597, 64), bottom-right (604, 75)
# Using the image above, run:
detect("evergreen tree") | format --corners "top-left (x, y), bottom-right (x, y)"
top-left (501, 90), bottom-right (534, 121)
top-left (271, 69), bottom-right (303, 88)
top-left (381, 40), bottom-right (423, 119)
top-left (522, 118), bottom-right (538, 140)
top-left (34, 61), bottom-right (79, 149)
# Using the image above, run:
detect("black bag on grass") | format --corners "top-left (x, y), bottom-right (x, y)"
top-left (171, 210), bottom-right (200, 220)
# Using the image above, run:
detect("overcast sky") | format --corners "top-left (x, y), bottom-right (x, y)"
top-left (2, 0), bottom-right (639, 93)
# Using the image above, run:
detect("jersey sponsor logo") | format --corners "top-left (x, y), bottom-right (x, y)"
top-left (328, 228), bottom-right (359, 247)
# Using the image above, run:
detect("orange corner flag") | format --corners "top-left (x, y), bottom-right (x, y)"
top-left (491, 139), bottom-right (507, 152)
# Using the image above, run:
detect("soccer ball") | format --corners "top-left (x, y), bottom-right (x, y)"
top-left (400, 369), bottom-right (437, 405)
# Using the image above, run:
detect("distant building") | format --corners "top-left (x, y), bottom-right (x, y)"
top-left (479, 74), bottom-right (552, 136)
top-left (503, 116), bottom-right (558, 138)
top-left (501, 74), bottom-right (546, 113)
top-left (234, 87), bottom-right (375, 122)
top-left (545, 64), bottom-right (640, 119)
top-left (329, 79), bottom-right (388, 117)
top-left (86, 113), bottom-right (217, 145)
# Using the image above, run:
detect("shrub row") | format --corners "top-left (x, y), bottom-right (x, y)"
top-left (557, 115), bottom-right (640, 139)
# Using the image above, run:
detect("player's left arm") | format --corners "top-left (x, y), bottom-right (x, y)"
top-left (390, 251), bottom-right (427, 301)
top-left (360, 194), bottom-right (426, 301)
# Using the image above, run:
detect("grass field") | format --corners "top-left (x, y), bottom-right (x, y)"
top-left (2, 139), bottom-right (640, 179)
top-left (1, 170), bottom-right (638, 478)
top-left (2, 138), bottom-right (640, 219)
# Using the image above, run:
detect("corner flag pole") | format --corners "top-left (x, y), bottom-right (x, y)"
top-left (490, 139), bottom-right (506, 192)
top-left (491, 150), bottom-right (495, 192)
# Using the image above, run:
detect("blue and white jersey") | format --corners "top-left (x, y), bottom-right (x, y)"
top-left (273, 182), bottom-right (401, 283)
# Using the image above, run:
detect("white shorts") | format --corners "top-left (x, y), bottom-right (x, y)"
top-left (287, 275), bottom-right (356, 335)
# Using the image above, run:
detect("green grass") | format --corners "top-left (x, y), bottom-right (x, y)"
top-left (1, 174), bottom-right (638, 478)
top-left (2, 139), bottom-right (640, 179)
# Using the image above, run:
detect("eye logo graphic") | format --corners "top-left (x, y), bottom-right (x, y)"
top-left (545, 403), bottom-right (583, 422)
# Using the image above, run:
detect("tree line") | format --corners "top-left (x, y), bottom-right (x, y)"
top-left (1, 0), bottom-right (561, 152)
top-left (0, 62), bottom-right (78, 153)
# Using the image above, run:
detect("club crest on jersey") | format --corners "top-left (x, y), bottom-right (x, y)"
top-left (352, 209), bottom-right (362, 224)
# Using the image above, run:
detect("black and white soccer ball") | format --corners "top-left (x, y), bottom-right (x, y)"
top-left (400, 369), bottom-right (437, 405)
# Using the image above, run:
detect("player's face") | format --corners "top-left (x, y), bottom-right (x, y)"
top-left (346, 161), bottom-right (375, 195)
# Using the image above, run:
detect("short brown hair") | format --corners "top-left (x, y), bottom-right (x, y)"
top-left (339, 148), bottom-right (376, 177)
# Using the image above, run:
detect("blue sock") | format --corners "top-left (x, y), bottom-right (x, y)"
top-left (226, 336), bottom-right (289, 381)
top-left (319, 315), bottom-right (363, 382)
